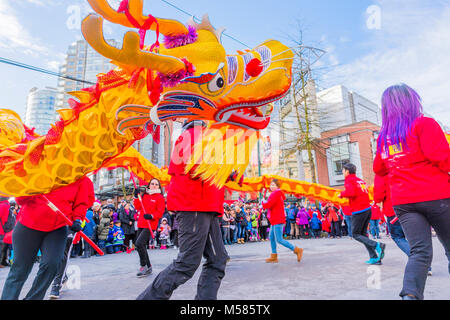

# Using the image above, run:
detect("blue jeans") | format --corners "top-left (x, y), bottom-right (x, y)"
top-left (270, 224), bottom-right (295, 254)
top-left (387, 216), bottom-right (410, 256)
top-left (370, 219), bottom-right (380, 238)
top-left (97, 240), bottom-right (106, 253)
top-left (238, 224), bottom-right (246, 239)
top-left (284, 219), bottom-right (291, 236)
top-left (344, 215), bottom-right (352, 237)
top-left (233, 225), bottom-right (240, 242)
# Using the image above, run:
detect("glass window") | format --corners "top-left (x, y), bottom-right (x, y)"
top-left (329, 136), bottom-right (350, 175)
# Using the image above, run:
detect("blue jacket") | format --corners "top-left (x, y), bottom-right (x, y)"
top-left (288, 206), bottom-right (298, 220)
top-left (83, 209), bottom-right (96, 237)
top-left (310, 213), bottom-right (322, 230)
top-left (106, 225), bottom-right (124, 246)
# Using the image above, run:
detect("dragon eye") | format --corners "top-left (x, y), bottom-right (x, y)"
top-left (208, 72), bottom-right (225, 92)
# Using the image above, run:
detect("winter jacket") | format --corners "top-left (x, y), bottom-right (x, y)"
top-left (16, 176), bottom-right (95, 232)
top-left (97, 210), bottom-right (112, 241)
top-left (134, 193), bottom-right (165, 230)
top-left (251, 213), bottom-right (258, 228)
top-left (310, 213), bottom-right (322, 230)
top-left (118, 207), bottom-right (136, 235)
top-left (340, 174), bottom-right (371, 214)
top-left (287, 206), bottom-right (298, 220)
top-left (321, 217), bottom-right (331, 232)
top-left (324, 206), bottom-right (340, 223)
top-left (83, 209), bottom-right (96, 238)
top-left (158, 223), bottom-right (171, 240)
top-left (0, 201), bottom-right (10, 239)
top-left (222, 212), bottom-right (232, 227)
top-left (373, 116), bottom-right (450, 206)
top-left (262, 189), bottom-right (286, 226)
top-left (373, 174), bottom-right (395, 218)
top-left (111, 225), bottom-right (125, 246)
top-left (0, 201), bottom-right (16, 244)
top-left (166, 125), bottom-right (225, 215)
top-left (296, 208), bottom-right (310, 225)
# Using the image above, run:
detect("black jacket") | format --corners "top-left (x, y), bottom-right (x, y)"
top-left (118, 207), bottom-right (136, 235)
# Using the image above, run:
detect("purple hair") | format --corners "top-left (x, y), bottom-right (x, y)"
top-left (377, 84), bottom-right (423, 152)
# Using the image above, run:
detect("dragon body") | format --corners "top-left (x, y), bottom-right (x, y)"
top-left (0, 0), bottom-right (293, 197)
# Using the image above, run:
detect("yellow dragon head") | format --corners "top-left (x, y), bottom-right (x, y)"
top-left (83, 0), bottom-right (293, 132)
top-left (82, 0), bottom-right (294, 186)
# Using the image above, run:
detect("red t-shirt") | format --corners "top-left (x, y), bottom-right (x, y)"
top-left (262, 189), bottom-right (286, 225)
top-left (16, 177), bottom-right (94, 232)
top-left (166, 126), bottom-right (225, 215)
top-left (340, 174), bottom-right (371, 214)
top-left (374, 116), bottom-right (450, 206)
top-left (373, 174), bottom-right (395, 217)
top-left (134, 193), bottom-right (165, 230)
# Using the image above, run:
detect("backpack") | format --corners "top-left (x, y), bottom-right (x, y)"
top-left (260, 213), bottom-right (269, 227)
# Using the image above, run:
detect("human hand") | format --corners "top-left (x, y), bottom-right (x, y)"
top-left (70, 219), bottom-right (82, 232)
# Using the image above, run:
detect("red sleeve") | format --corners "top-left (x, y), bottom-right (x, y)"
top-left (262, 190), bottom-right (280, 210)
top-left (133, 198), bottom-right (142, 211)
top-left (71, 177), bottom-right (95, 221)
top-left (373, 174), bottom-right (386, 204)
top-left (154, 195), bottom-right (166, 220)
top-left (417, 118), bottom-right (450, 172)
top-left (168, 127), bottom-right (201, 176)
top-left (373, 151), bottom-right (389, 177)
top-left (340, 180), bottom-right (356, 199)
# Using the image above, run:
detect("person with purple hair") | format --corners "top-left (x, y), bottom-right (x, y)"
top-left (374, 83), bottom-right (450, 300)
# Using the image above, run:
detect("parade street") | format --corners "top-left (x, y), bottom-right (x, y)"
top-left (1, 236), bottom-right (449, 300)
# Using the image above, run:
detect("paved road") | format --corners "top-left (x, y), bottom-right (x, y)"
top-left (1, 236), bottom-right (449, 300)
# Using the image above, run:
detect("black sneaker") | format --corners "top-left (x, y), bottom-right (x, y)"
top-left (61, 274), bottom-right (69, 287)
top-left (49, 286), bottom-right (61, 300)
top-left (137, 266), bottom-right (152, 277)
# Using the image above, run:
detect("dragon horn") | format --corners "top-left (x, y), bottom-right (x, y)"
top-left (87, 0), bottom-right (190, 36)
top-left (81, 14), bottom-right (186, 74)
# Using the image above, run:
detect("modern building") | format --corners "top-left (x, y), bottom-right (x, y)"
top-left (24, 87), bottom-right (57, 135)
top-left (56, 39), bottom-right (119, 110)
top-left (317, 85), bottom-right (381, 132)
top-left (274, 82), bottom-right (381, 188)
top-left (315, 120), bottom-right (380, 188)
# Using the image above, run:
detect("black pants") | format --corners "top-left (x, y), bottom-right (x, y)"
top-left (136, 228), bottom-right (153, 268)
top-left (0, 242), bottom-right (10, 266)
top-left (351, 209), bottom-right (378, 259)
top-left (259, 226), bottom-right (268, 240)
top-left (52, 233), bottom-right (74, 289)
top-left (136, 211), bottom-right (228, 300)
top-left (171, 229), bottom-right (179, 247)
top-left (1, 223), bottom-right (68, 300)
top-left (330, 221), bottom-right (341, 238)
top-left (124, 234), bottom-right (135, 249)
top-left (394, 198), bottom-right (450, 300)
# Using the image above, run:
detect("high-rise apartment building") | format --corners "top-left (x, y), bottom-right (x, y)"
top-left (56, 39), bottom-right (119, 110)
top-left (24, 87), bottom-right (57, 135)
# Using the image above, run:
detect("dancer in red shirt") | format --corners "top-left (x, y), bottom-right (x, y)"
top-left (340, 163), bottom-right (386, 265)
top-left (133, 178), bottom-right (166, 277)
top-left (373, 83), bottom-right (450, 300)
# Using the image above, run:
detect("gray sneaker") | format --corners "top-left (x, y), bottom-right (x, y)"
top-left (137, 266), bottom-right (152, 277)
